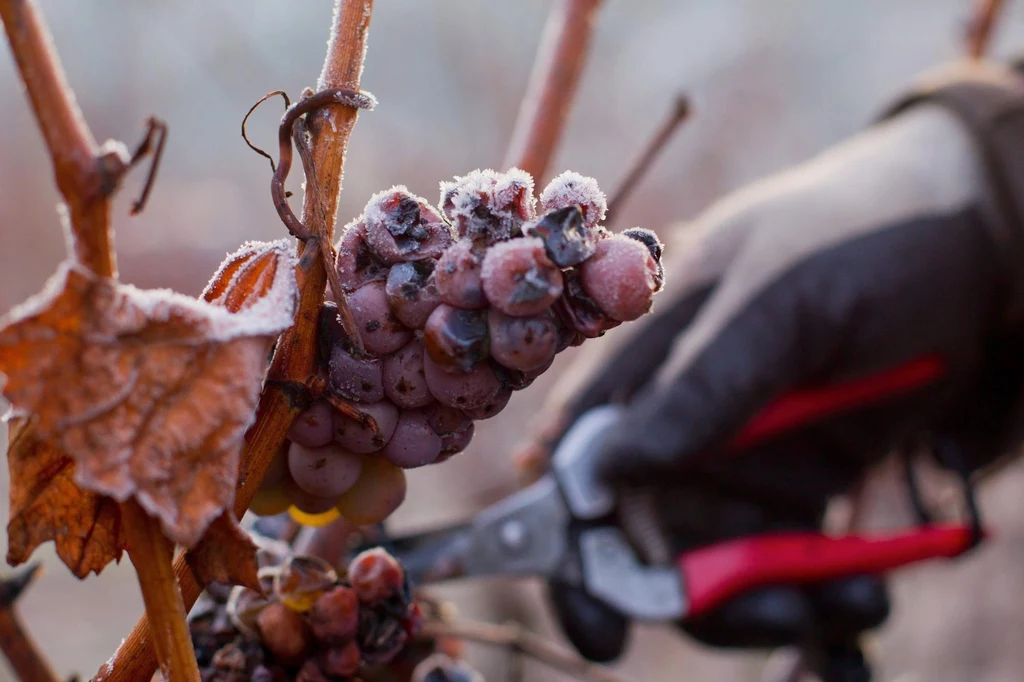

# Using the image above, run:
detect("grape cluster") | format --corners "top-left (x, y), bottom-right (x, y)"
top-left (250, 169), bottom-right (664, 527)
top-left (194, 545), bottom-right (422, 681)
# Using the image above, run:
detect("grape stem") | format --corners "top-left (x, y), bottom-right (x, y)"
top-left (420, 619), bottom-right (636, 682)
top-left (502, 0), bottom-right (604, 184)
top-left (0, 563), bottom-right (61, 682)
top-left (93, 2), bottom-right (376, 680)
top-left (965, 0), bottom-right (1005, 60)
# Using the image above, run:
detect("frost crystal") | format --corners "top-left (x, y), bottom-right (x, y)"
top-left (539, 171), bottom-right (607, 230)
top-left (438, 168), bottom-right (536, 243)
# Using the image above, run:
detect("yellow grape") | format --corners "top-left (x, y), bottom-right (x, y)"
top-left (273, 554), bottom-right (338, 613)
top-left (335, 456), bottom-right (407, 525)
top-left (288, 505), bottom-right (341, 527)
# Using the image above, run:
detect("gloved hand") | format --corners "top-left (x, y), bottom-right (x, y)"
top-left (530, 63), bottom-right (1024, 663)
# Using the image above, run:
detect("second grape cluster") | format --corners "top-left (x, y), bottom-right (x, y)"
top-left (251, 169), bottom-right (665, 526)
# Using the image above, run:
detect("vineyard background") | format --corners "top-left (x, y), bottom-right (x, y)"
top-left (2, 2), bottom-right (1024, 680)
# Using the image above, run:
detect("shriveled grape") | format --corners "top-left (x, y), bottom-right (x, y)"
top-left (333, 400), bottom-right (399, 454)
top-left (488, 309), bottom-right (558, 372)
top-left (434, 238), bottom-right (487, 309)
top-left (539, 170), bottom-right (607, 230)
top-left (383, 340), bottom-right (433, 409)
top-left (348, 281), bottom-right (413, 356)
top-left (439, 169), bottom-right (535, 242)
top-left (480, 237), bottom-right (563, 316)
top-left (580, 234), bottom-right (659, 321)
top-left (385, 260), bottom-right (442, 328)
top-left (623, 227), bottom-right (665, 291)
top-left (380, 409), bottom-right (443, 468)
top-left (309, 586), bottom-right (359, 643)
top-left (335, 220), bottom-right (390, 293)
top-left (335, 458), bottom-right (407, 524)
top-left (423, 354), bottom-right (501, 410)
top-left (287, 441), bottom-right (363, 499)
top-left (364, 187), bottom-right (453, 263)
top-left (256, 602), bottom-right (312, 666)
top-left (555, 267), bottom-right (620, 338)
top-left (422, 304), bottom-right (489, 373)
top-left (463, 386), bottom-right (511, 420)
top-left (287, 400), bottom-right (334, 448)
top-left (524, 205), bottom-right (595, 267)
top-left (348, 547), bottom-right (406, 604)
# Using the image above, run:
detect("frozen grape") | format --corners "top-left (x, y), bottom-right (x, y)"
top-left (335, 458), bottom-right (407, 524)
top-left (348, 282), bottom-right (414, 356)
top-left (333, 400), bottom-right (399, 453)
top-left (434, 238), bottom-right (486, 309)
top-left (524, 206), bottom-right (595, 267)
top-left (555, 267), bottom-right (620, 338)
top-left (309, 586), bottom-right (359, 643)
top-left (364, 187), bottom-right (454, 263)
top-left (380, 409), bottom-right (443, 468)
top-left (539, 170), bottom-right (607, 230)
top-left (287, 400), bottom-right (334, 448)
top-left (423, 353), bottom-right (501, 410)
top-left (480, 237), bottom-right (563, 316)
top-left (256, 602), bottom-right (312, 666)
top-left (386, 260), bottom-right (442, 328)
top-left (423, 304), bottom-right (489, 373)
top-left (383, 340), bottom-right (433, 409)
top-left (287, 441), bottom-right (363, 499)
top-left (348, 547), bottom-right (406, 604)
top-left (623, 227), bottom-right (665, 291)
top-left (580, 234), bottom-right (659, 321)
top-left (463, 386), bottom-right (511, 420)
top-left (487, 309), bottom-right (558, 372)
top-left (439, 168), bottom-right (535, 242)
top-left (335, 219), bottom-right (390, 293)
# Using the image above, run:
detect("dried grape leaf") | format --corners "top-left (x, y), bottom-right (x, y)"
top-left (186, 510), bottom-right (261, 593)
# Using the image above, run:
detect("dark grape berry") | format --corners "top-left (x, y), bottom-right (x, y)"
top-left (364, 187), bottom-right (453, 263)
top-left (333, 400), bottom-right (399, 453)
top-left (256, 602), bottom-right (312, 666)
top-left (335, 220), bottom-right (390, 293)
top-left (489, 360), bottom-right (531, 391)
top-left (524, 205), bottom-right (595, 267)
top-left (328, 343), bottom-right (384, 403)
top-left (555, 267), bottom-right (620, 338)
top-left (463, 386), bottom-right (511, 420)
top-left (434, 238), bottom-right (487, 309)
top-left (380, 409), bottom-right (443, 468)
top-left (309, 586), bottom-right (360, 643)
top-left (439, 168), bottom-right (535, 242)
top-left (348, 548), bottom-right (406, 604)
top-left (383, 340), bottom-right (434, 409)
top-left (423, 354), bottom-right (501, 410)
top-left (487, 309), bottom-right (558, 372)
top-left (320, 641), bottom-right (361, 677)
top-left (423, 304), bottom-right (489, 373)
top-left (386, 260), bottom-right (442, 328)
top-left (296, 660), bottom-right (330, 682)
top-left (539, 170), bottom-right (607, 230)
top-left (348, 281), bottom-right (414, 355)
top-left (480, 237), bottom-right (563, 316)
top-left (287, 441), bottom-right (363, 499)
top-left (580, 234), bottom-right (659, 321)
top-left (284, 477), bottom-right (339, 514)
top-left (437, 421), bottom-right (474, 459)
top-left (623, 227), bottom-right (665, 291)
top-left (287, 400), bottom-right (335, 448)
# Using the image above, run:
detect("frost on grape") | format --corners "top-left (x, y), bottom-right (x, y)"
top-left (439, 168), bottom-right (537, 242)
top-left (539, 170), bottom-right (607, 229)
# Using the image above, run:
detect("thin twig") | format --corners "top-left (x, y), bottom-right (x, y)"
top-left (604, 95), bottom-right (691, 228)
top-left (502, 0), bottom-right (603, 183)
top-left (421, 619), bottom-right (635, 682)
top-left (94, 2), bottom-right (376, 678)
top-left (965, 0), bottom-right (1006, 59)
top-left (0, 563), bottom-right (60, 682)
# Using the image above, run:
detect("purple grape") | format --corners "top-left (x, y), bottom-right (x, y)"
top-left (480, 237), bottom-right (563, 316)
top-left (286, 400), bottom-right (334, 448)
top-left (348, 281), bottom-right (413, 356)
top-left (423, 353), bottom-right (501, 410)
top-left (463, 386), bottom-right (511, 420)
top-left (382, 340), bottom-right (433, 409)
top-left (379, 409), bottom-right (442, 468)
top-left (580, 235), bottom-right (659, 322)
top-left (554, 267), bottom-right (620, 338)
top-left (364, 187), bottom-right (454, 263)
top-left (488, 309), bottom-right (558, 372)
top-left (524, 206), bottom-right (595, 267)
top-left (435, 238), bottom-right (486, 309)
top-left (385, 260), bottom-right (442, 328)
top-left (335, 220), bottom-right (390, 293)
top-left (423, 304), bottom-right (489, 373)
top-left (424, 404), bottom-right (474, 456)
top-left (437, 421), bottom-right (474, 459)
top-left (328, 344), bottom-right (384, 403)
top-left (283, 476), bottom-right (338, 514)
top-left (287, 441), bottom-right (363, 498)
top-left (622, 227), bottom-right (665, 292)
top-left (333, 400), bottom-right (399, 453)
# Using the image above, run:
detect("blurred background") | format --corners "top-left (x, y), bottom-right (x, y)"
top-left (3, 1), bottom-right (1024, 681)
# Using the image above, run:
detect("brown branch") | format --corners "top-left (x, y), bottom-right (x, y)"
top-left (94, 2), bottom-right (375, 679)
top-left (965, 0), bottom-right (1006, 59)
top-left (502, 0), bottom-right (603, 183)
top-left (420, 619), bottom-right (635, 682)
top-left (0, 564), bottom-right (60, 682)
top-left (605, 95), bottom-right (691, 228)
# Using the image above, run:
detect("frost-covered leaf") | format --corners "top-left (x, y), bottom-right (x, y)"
top-left (186, 510), bottom-right (261, 593)
top-left (6, 417), bottom-right (125, 578)
top-left (0, 240), bottom-right (297, 548)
